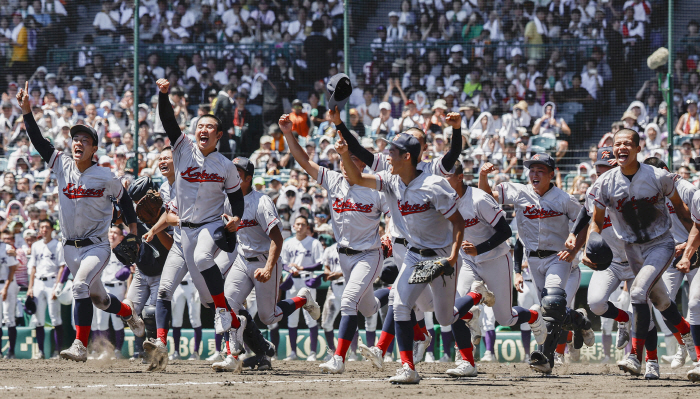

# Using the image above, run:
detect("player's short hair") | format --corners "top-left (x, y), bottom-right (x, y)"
top-left (197, 114), bottom-right (223, 132)
top-left (39, 218), bottom-right (53, 227)
top-left (613, 128), bottom-right (640, 146)
top-left (454, 162), bottom-right (464, 176)
top-left (397, 148), bottom-right (419, 167)
top-left (406, 127), bottom-right (426, 145)
top-left (294, 216), bottom-right (309, 225)
top-left (1, 229), bottom-right (11, 236)
top-left (643, 157), bottom-right (669, 170)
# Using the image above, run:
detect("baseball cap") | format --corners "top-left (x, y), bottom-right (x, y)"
top-left (388, 11), bottom-right (399, 18)
top-left (253, 176), bottom-right (265, 186)
top-left (292, 99), bottom-right (303, 108)
top-left (301, 193), bottom-right (313, 203)
top-left (451, 44), bottom-right (464, 54)
top-left (585, 231), bottom-right (612, 270)
top-left (233, 156), bottom-right (255, 176)
top-left (23, 229), bottom-right (37, 239)
top-left (594, 146), bottom-right (615, 167)
top-left (379, 102), bottom-right (391, 111)
top-left (45, 73), bottom-right (56, 80)
top-left (98, 155), bottom-right (112, 165)
top-left (523, 153), bottom-right (556, 170)
top-left (100, 100), bottom-right (112, 109)
top-left (70, 124), bottom-right (99, 145)
top-left (260, 135), bottom-right (273, 145)
top-left (326, 73), bottom-right (353, 112)
top-left (388, 133), bottom-right (421, 163)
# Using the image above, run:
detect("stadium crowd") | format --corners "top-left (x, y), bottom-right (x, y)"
top-left (1, 0), bottom-right (700, 362)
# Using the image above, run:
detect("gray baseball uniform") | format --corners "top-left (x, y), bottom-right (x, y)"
top-left (281, 235), bottom-right (323, 328)
top-left (28, 239), bottom-right (64, 327)
top-left (687, 190), bottom-right (700, 325)
top-left (95, 253), bottom-right (128, 331)
top-left (0, 242), bottom-right (19, 328)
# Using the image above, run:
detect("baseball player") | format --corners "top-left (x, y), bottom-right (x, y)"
top-left (279, 114), bottom-right (387, 373)
top-left (335, 109), bottom-right (463, 370)
top-left (337, 131), bottom-right (487, 384)
top-left (442, 162), bottom-right (546, 376)
top-left (479, 154), bottom-right (595, 374)
top-left (92, 226), bottom-right (132, 359)
top-left (27, 219), bottom-right (65, 359)
top-left (643, 157), bottom-right (698, 369)
top-left (0, 229), bottom-right (19, 358)
top-left (169, 272), bottom-right (202, 361)
top-left (150, 78), bottom-right (246, 369)
top-left (676, 184), bottom-right (700, 381)
top-left (585, 128), bottom-right (695, 377)
top-left (513, 238), bottom-right (541, 363)
top-left (17, 81), bottom-right (144, 362)
top-left (567, 148), bottom-right (636, 365)
top-left (211, 156), bottom-right (319, 372)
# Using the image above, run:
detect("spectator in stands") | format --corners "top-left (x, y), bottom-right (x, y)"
top-left (652, 101), bottom-right (668, 134)
top-left (681, 19), bottom-right (700, 58)
top-left (676, 99), bottom-right (700, 136)
top-left (289, 99), bottom-right (310, 137)
top-left (304, 19), bottom-right (332, 85)
top-left (524, 7), bottom-right (548, 61)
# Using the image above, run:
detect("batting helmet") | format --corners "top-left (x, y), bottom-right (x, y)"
top-left (128, 176), bottom-right (155, 203)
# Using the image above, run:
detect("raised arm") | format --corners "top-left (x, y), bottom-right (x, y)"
top-left (336, 130), bottom-right (380, 189)
top-left (17, 81), bottom-right (54, 163)
top-left (442, 112), bottom-right (464, 170)
top-left (278, 114), bottom-right (320, 181)
top-left (156, 79), bottom-right (182, 145)
top-left (478, 162), bottom-right (497, 200)
top-left (329, 106), bottom-right (375, 167)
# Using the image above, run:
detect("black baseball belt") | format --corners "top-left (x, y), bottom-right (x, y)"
top-left (38, 276), bottom-right (56, 281)
top-left (180, 281), bottom-right (189, 285)
top-left (409, 247), bottom-right (437, 257)
top-left (530, 249), bottom-right (558, 259)
top-left (65, 238), bottom-right (100, 248)
top-left (180, 221), bottom-right (209, 229)
top-left (245, 254), bottom-right (268, 262)
top-left (394, 238), bottom-right (408, 247)
top-left (337, 247), bottom-right (362, 256)
top-left (105, 282), bottom-right (124, 287)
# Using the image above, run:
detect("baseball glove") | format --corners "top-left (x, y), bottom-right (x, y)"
top-left (135, 190), bottom-right (163, 226)
top-left (381, 235), bottom-right (393, 258)
top-left (408, 257), bottom-right (454, 285)
top-left (113, 233), bottom-right (141, 265)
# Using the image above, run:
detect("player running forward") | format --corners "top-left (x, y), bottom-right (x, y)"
top-left (443, 162), bottom-right (547, 377)
top-left (566, 148), bottom-right (636, 361)
top-left (155, 78), bottom-right (247, 362)
top-left (479, 154), bottom-right (595, 374)
top-left (26, 219), bottom-right (65, 359)
top-left (676, 185), bottom-right (700, 381)
top-left (279, 114), bottom-right (387, 374)
top-left (338, 132), bottom-right (484, 384)
top-left (643, 157), bottom-right (698, 369)
top-left (17, 81), bottom-right (144, 362)
top-left (211, 156), bottom-right (319, 373)
top-left (333, 108), bottom-right (464, 369)
top-left (585, 128), bottom-right (696, 377)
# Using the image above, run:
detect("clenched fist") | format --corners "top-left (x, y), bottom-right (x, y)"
top-left (156, 79), bottom-right (170, 94)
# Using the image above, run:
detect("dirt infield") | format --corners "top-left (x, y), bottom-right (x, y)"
top-left (0, 358), bottom-right (697, 398)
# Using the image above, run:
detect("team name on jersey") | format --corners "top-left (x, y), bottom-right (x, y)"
top-left (237, 219), bottom-right (259, 230)
top-left (292, 250), bottom-right (312, 257)
top-left (398, 200), bottom-right (431, 216)
top-left (603, 215), bottom-right (612, 229)
top-left (40, 253), bottom-right (56, 261)
top-left (180, 166), bottom-right (225, 183)
top-left (62, 183), bottom-right (106, 199)
top-left (666, 202), bottom-right (676, 214)
top-left (464, 217), bottom-right (480, 228)
top-left (523, 205), bottom-right (563, 219)
top-left (332, 198), bottom-right (373, 213)
top-left (615, 195), bottom-right (660, 212)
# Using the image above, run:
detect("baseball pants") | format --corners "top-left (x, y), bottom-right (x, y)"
top-left (224, 253), bottom-right (285, 325)
top-left (31, 276), bottom-right (62, 327)
top-left (181, 221), bottom-right (226, 273)
top-left (565, 266), bottom-right (581, 309)
top-left (246, 289), bottom-right (257, 318)
top-left (287, 276), bottom-right (318, 328)
top-left (157, 241), bottom-right (213, 305)
top-left (1, 280), bottom-right (19, 327)
top-left (388, 239), bottom-right (434, 315)
top-left (63, 242), bottom-right (115, 310)
top-left (126, 270), bottom-right (160, 316)
top-left (526, 253), bottom-right (573, 301)
top-left (517, 268), bottom-right (539, 332)
top-left (688, 270), bottom-right (700, 325)
top-left (322, 282), bottom-right (345, 331)
top-left (624, 232), bottom-right (675, 311)
top-left (172, 279), bottom-right (201, 328)
top-left (216, 250), bottom-right (237, 279)
top-left (457, 254), bottom-right (520, 327)
top-left (588, 261), bottom-right (635, 321)
top-left (394, 246), bottom-right (459, 326)
top-left (95, 282), bottom-right (126, 330)
top-left (338, 249), bottom-right (382, 318)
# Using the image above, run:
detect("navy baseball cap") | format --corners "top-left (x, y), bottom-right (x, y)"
top-left (524, 153), bottom-right (556, 170)
top-left (594, 146), bottom-right (615, 167)
top-left (389, 133), bottom-right (421, 164)
top-left (70, 124), bottom-right (99, 145)
top-left (585, 231), bottom-right (612, 271)
top-left (326, 73), bottom-right (352, 112)
top-left (233, 156), bottom-right (254, 176)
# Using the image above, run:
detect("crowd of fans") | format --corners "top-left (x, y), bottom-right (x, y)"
top-left (0, 0), bottom-right (698, 305)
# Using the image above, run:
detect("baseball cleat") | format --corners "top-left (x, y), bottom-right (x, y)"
top-left (480, 350), bottom-right (496, 363)
top-left (358, 344), bottom-right (384, 370)
top-left (144, 339), bottom-right (169, 372)
top-left (644, 359), bottom-right (660, 380)
top-left (470, 281), bottom-right (495, 307)
top-left (617, 353), bottom-right (642, 376)
top-left (567, 343), bottom-right (580, 362)
top-left (258, 355), bottom-right (273, 370)
top-left (616, 313), bottom-right (631, 349)
top-left (687, 364), bottom-right (700, 382)
top-left (114, 349), bottom-right (124, 360)
top-left (228, 315), bottom-right (247, 356)
top-left (169, 352), bottom-right (182, 361)
top-left (425, 352), bottom-right (436, 363)
top-left (189, 352), bottom-right (200, 361)
top-left (575, 309), bottom-right (595, 347)
top-left (384, 354), bottom-right (395, 364)
top-left (413, 330), bottom-right (432, 363)
top-left (322, 351), bottom-right (334, 362)
top-left (214, 308), bottom-right (233, 334)
top-left (682, 332), bottom-right (697, 362)
top-left (671, 344), bottom-right (689, 369)
top-left (121, 299), bottom-right (145, 338)
top-left (346, 352), bottom-right (359, 362)
top-left (438, 354), bottom-right (451, 363)
top-left (601, 355), bottom-right (613, 364)
top-left (212, 354), bottom-right (242, 373)
top-left (389, 363), bottom-right (421, 384)
top-left (522, 353), bottom-right (531, 364)
top-left (446, 361), bottom-right (477, 377)
top-left (283, 352), bottom-right (298, 361)
top-left (529, 351), bottom-right (552, 374)
top-left (297, 287), bottom-right (321, 320)
top-left (529, 305), bottom-right (547, 345)
top-left (32, 351), bottom-right (44, 360)
top-left (466, 306), bottom-right (482, 345)
top-left (50, 351), bottom-right (60, 360)
top-left (307, 351), bottom-right (317, 362)
top-left (554, 352), bottom-right (565, 366)
top-left (60, 339), bottom-right (87, 362)
top-left (319, 354), bottom-right (346, 374)
top-left (206, 351), bottom-right (224, 362)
